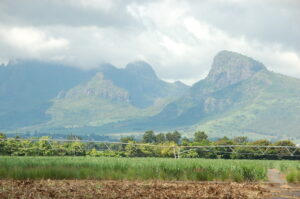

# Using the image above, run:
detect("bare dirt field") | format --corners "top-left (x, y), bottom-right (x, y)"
top-left (0, 180), bottom-right (299, 199)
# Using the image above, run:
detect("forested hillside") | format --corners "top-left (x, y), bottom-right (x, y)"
top-left (1, 51), bottom-right (300, 142)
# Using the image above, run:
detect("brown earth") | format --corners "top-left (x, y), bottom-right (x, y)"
top-left (0, 180), bottom-right (271, 199)
top-left (266, 183), bottom-right (300, 199)
top-left (265, 168), bottom-right (300, 199)
top-left (1, 180), bottom-right (299, 199)
top-left (267, 169), bottom-right (287, 184)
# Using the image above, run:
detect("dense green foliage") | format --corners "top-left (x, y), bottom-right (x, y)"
top-left (1, 131), bottom-right (299, 160)
top-left (1, 130), bottom-right (299, 183)
top-left (0, 157), bottom-right (268, 181)
top-left (0, 157), bottom-right (299, 182)
top-left (286, 169), bottom-right (300, 183)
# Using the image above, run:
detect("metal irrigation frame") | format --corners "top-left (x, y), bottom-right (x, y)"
top-left (1, 138), bottom-right (300, 158)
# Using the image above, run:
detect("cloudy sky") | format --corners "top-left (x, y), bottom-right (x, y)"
top-left (0, 0), bottom-right (299, 85)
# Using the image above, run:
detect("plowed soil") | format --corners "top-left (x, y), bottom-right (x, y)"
top-left (0, 180), bottom-right (271, 199)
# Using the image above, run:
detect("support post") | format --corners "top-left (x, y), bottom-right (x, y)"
top-left (173, 147), bottom-right (177, 159)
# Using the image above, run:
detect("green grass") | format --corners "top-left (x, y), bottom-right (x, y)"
top-left (277, 161), bottom-right (300, 183)
top-left (286, 169), bottom-right (300, 183)
top-left (0, 157), bottom-right (299, 182)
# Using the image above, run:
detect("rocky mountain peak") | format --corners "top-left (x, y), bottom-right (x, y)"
top-left (63, 73), bottom-right (129, 102)
top-left (125, 61), bottom-right (157, 79)
top-left (206, 50), bottom-right (266, 87)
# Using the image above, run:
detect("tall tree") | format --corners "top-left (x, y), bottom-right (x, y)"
top-left (233, 136), bottom-right (248, 144)
top-left (156, 133), bottom-right (166, 143)
top-left (166, 131), bottom-right (181, 144)
top-left (194, 131), bottom-right (208, 142)
top-left (0, 132), bottom-right (6, 155)
top-left (142, 131), bottom-right (156, 143)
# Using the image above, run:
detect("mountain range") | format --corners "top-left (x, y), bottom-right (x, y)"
top-left (1, 51), bottom-right (300, 142)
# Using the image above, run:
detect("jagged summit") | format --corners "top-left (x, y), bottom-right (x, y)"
top-left (206, 50), bottom-right (266, 87)
top-left (125, 61), bottom-right (157, 79)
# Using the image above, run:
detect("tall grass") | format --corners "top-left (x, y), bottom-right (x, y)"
top-left (0, 156), bottom-right (271, 182)
top-left (263, 160), bottom-right (300, 183)
top-left (286, 169), bottom-right (300, 183)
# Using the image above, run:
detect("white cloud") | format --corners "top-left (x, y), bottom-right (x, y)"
top-left (0, 26), bottom-right (69, 55)
top-left (184, 17), bottom-right (218, 42)
top-left (0, 0), bottom-right (299, 84)
top-left (159, 33), bottom-right (189, 56)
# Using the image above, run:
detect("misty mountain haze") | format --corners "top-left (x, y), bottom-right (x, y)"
top-left (1, 51), bottom-right (300, 143)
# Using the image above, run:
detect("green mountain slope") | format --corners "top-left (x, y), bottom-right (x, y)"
top-left (0, 60), bottom-right (97, 129)
top-left (97, 61), bottom-right (189, 108)
top-left (46, 72), bottom-right (175, 128)
top-left (192, 71), bottom-right (300, 139)
top-left (2, 51), bottom-right (300, 141)
top-left (156, 51), bottom-right (300, 139)
top-left (19, 62), bottom-right (189, 131)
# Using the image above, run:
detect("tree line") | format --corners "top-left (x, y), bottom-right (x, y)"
top-left (0, 131), bottom-right (299, 160)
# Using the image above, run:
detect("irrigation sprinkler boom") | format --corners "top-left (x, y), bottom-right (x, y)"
top-left (1, 138), bottom-right (299, 158)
